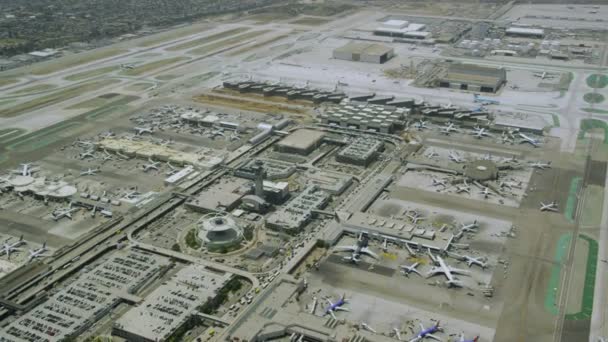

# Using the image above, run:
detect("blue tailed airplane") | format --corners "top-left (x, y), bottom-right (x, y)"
top-left (409, 321), bottom-right (442, 341)
top-left (324, 294), bottom-right (349, 319)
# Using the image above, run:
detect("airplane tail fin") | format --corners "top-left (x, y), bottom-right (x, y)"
top-left (42, 241), bottom-right (46, 249)
top-left (19, 235), bottom-right (23, 241)
top-left (473, 336), bottom-right (479, 342)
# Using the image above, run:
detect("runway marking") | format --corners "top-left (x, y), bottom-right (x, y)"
top-left (565, 177), bottom-right (583, 223)
top-left (545, 233), bottom-right (570, 315)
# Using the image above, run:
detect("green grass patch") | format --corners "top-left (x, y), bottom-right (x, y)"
top-left (0, 78), bottom-right (18, 87)
top-left (586, 74), bottom-right (608, 89)
top-left (566, 235), bottom-right (598, 320)
top-left (64, 66), bottom-right (119, 81)
top-left (0, 79), bottom-right (120, 118)
top-left (582, 108), bottom-right (608, 115)
top-left (565, 177), bottom-right (582, 223)
top-left (9, 84), bottom-right (57, 95)
top-left (185, 229), bottom-right (201, 249)
top-left (189, 30), bottom-right (272, 55)
top-left (584, 93), bottom-right (605, 104)
top-left (580, 185), bottom-right (604, 227)
top-left (166, 27), bottom-right (249, 51)
top-left (119, 57), bottom-right (189, 76)
top-left (552, 114), bottom-right (561, 127)
top-left (578, 119), bottom-right (608, 144)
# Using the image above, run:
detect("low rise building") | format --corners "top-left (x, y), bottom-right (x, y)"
top-left (336, 138), bottom-right (384, 166)
top-left (333, 42), bottom-right (395, 64)
top-left (266, 185), bottom-right (330, 232)
top-left (438, 63), bottom-right (506, 93)
top-left (275, 129), bottom-right (326, 155)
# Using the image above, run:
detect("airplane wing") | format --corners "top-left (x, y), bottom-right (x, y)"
top-left (427, 333), bottom-right (442, 341)
top-left (361, 247), bottom-right (379, 259)
top-left (334, 306), bottom-right (349, 312)
top-left (333, 245), bottom-right (356, 253)
top-left (426, 267), bottom-right (442, 278)
top-left (448, 267), bottom-right (470, 275)
top-left (326, 299), bottom-right (333, 306)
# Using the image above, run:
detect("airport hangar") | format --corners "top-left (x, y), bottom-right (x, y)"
top-left (438, 62), bottom-right (507, 93)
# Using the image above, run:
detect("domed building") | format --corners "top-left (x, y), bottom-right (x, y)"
top-left (197, 213), bottom-right (243, 252)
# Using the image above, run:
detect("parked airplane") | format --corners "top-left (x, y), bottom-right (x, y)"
top-left (414, 120), bottom-right (429, 131)
top-left (449, 150), bottom-right (464, 163)
top-left (323, 294), bottom-right (349, 319)
top-left (463, 255), bottom-right (487, 269)
top-left (394, 328), bottom-right (403, 341)
top-left (80, 168), bottom-right (99, 176)
top-left (432, 178), bottom-right (448, 187)
top-left (518, 133), bottom-right (541, 147)
top-left (426, 255), bottom-right (470, 287)
top-left (459, 333), bottom-right (479, 342)
top-left (143, 159), bottom-right (160, 172)
top-left (473, 94), bottom-right (500, 105)
top-left (501, 132), bottom-right (514, 144)
top-left (440, 122), bottom-right (459, 135)
top-left (400, 262), bottom-right (422, 277)
top-left (479, 187), bottom-right (494, 198)
top-left (409, 321), bottom-right (442, 342)
top-left (334, 232), bottom-right (379, 263)
top-left (360, 322), bottom-right (377, 334)
top-left (134, 127), bottom-right (154, 135)
top-left (0, 235), bottom-right (25, 258)
top-left (471, 126), bottom-right (492, 139)
top-left (120, 63), bottom-right (135, 69)
top-left (540, 201), bottom-right (558, 212)
top-left (123, 190), bottom-right (140, 199)
top-left (13, 163), bottom-right (36, 177)
top-left (52, 203), bottom-right (79, 221)
top-left (102, 150), bottom-right (113, 161)
top-left (425, 149), bottom-right (439, 158)
top-left (533, 71), bottom-right (556, 80)
top-left (407, 211), bottom-right (426, 224)
top-left (460, 220), bottom-right (479, 233)
top-left (530, 161), bottom-right (551, 169)
top-left (455, 180), bottom-right (471, 194)
top-left (79, 150), bottom-right (95, 160)
top-left (28, 242), bottom-right (49, 262)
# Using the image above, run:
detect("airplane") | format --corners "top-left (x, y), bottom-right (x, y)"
top-left (439, 122), bottom-right (459, 135)
top-left (459, 333), bottom-right (479, 342)
top-left (442, 101), bottom-right (454, 109)
top-left (473, 94), bottom-right (499, 105)
top-left (116, 151), bottom-right (131, 160)
top-left (518, 133), bottom-right (541, 147)
top-left (426, 255), bottom-right (470, 287)
top-left (13, 163), bottom-right (36, 177)
top-left (102, 150), bottom-right (113, 161)
top-left (460, 220), bottom-right (479, 233)
top-left (323, 294), bottom-right (349, 319)
top-left (509, 84), bottom-right (520, 90)
top-left (414, 120), bottom-right (429, 131)
top-left (533, 71), bottom-right (557, 80)
top-left (0, 235), bottom-right (25, 259)
top-left (530, 161), bottom-right (551, 169)
top-left (123, 190), bottom-right (140, 199)
top-left (425, 149), bottom-right (439, 158)
top-left (360, 322), bottom-right (377, 334)
top-left (143, 159), bottom-right (160, 172)
top-left (120, 63), bottom-right (135, 70)
top-left (394, 328), bottom-right (403, 341)
top-left (479, 187), bottom-right (493, 198)
top-left (409, 321), bottom-right (442, 342)
top-left (28, 242), bottom-right (49, 262)
top-left (134, 127), bottom-right (154, 135)
top-left (455, 180), bottom-right (471, 194)
top-left (228, 131), bottom-right (241, 141)
top-left (333, 232), bottom-right (379, 263)
top-left (407, 211), bottom-right (426, 224)
top-left (449, 150), bottom-right (464, 163)
top-left (500, 132), bottom-right (514, 144)
top-left (470, 126), bottom-right (492, 139)
top-left (400, 262), bottom-right (422, 277)
top-left (462, 255), bottom-right (487, 269)
top-left (80, 168), bottom-right (99, 176)
top-left (540, 201), bottom-right (558, 212)
top-left (79, 150), bottom-right (95, 160)
top-left (499, 180), bottom-right (521, 189)
top-left (382, 238), bottom-right (389, 252)
top-left (431, 178), bottom-right (448, 187)
top-left (52, 203), bottom-right (79, 221)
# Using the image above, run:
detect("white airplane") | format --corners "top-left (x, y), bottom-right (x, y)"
top-left (360, 322), bottom-right (377, 334)
top-left (501, 132), bottom-right (514, 144)
top-left (409, 321), bottom-right (443, 342)
top-left (13, 163), bottom-right (36, 177)
top-left (414, 120), bottom-right (429, 131)
top-left (123, 190), bottom-right (140, 199)
top-left (432, 178), bottom-right (448, 187)
top-left (28, 242), bottom-right (49, 262)
top-left (116, 151), bottom-right (131, 160)
top-left (455, 180), bottom-right (471, 194)
top-left (143, 159), bottom-right (160, 172)
top-left (400, 262), bottom-right (422, 277)
top-left (426, 255), bottom-right (470, 287)
top-left (470, 126), bottom-right (492, 139)
top-left (79, 150), bottom-right (95, 160)
top-left (499, 180), bottom-right (521, 189)
top-left (540, 201), bottom-right (558, 212)
top-left (518, 133), bottom-right (541, 147)
top-left (102, 150), bottom-right (113, 161)
top-left (394, 328), bottom-right (403, 341)
top-left (0, 235), bottom-right (25, 259)
top-left (52, 203), bottom-right (79, 221)
top-left (459, 333), bottom-right (479, 342)
top-left (439, 122), bottom-right (459, 135)
top-left (334, 232), bottom-right (379, 263)
top-left (530, 161), bottom-right (551, 169)
top-left (533, 71), bottom-right (556, 80)
top-left (228, 131), bottom-right (241, 141)
top-left (425, 149), bottom-right (439, 158)
top-left (460, 220), bottom-right (479, 233)
top-left (80, 168), bottom-right (99, 176)
top-left (120, 63), bottom-right (135, 70)
top-left (407, 211), bottom-right (426, 224)
top-left (134, 127), bottom-right (154, 135)
top-left (479, 187), bottom-right (493, 198)
top-left (463, 255), bottom-right (487, 269)
top-left (449, 150), bottom-right (464, 163)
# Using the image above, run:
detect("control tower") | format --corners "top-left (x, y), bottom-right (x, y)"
top-left (251, 160), bottom-right (267, 199)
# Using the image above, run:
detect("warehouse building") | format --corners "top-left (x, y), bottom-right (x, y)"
top-left (336, 138), bottom-right (384, 166)
top-left (438, 63), bottom-right (506, 93)
top-left (505, 27), bottom-right (544, 39)
top-left (333, 42), bottom-right (395, 64)
top-left (275, 129), bottom-right (325, 155)
top-left (319, 102), bottom-right (408, 133)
